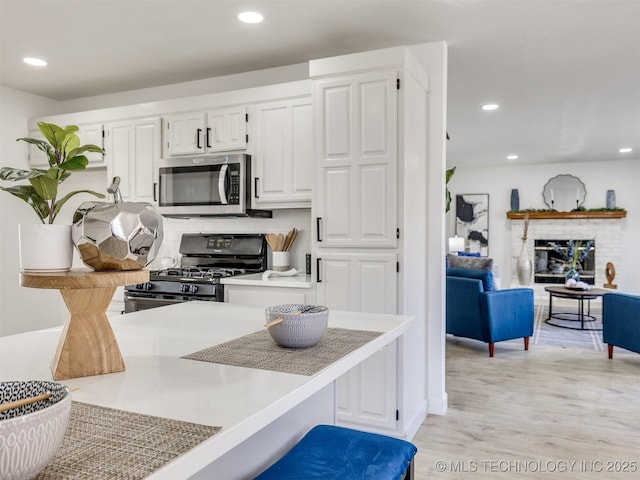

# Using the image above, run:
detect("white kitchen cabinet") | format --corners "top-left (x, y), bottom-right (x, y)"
top-left (104, 117), bottom-right (160, 203)
top-left (315, 252), bottom-right (398, 431)
top-left (28, 123), bottom-right (104, 167)
top-left (164, 106), bottom-right (247, 156)
top-left (314, 70), bottom-right (398, 248)
top-left (253, 97), bottom-right (313, 208)
top-left (164, 112), bottom-right (204, 156)
top-left (207, 107), bottom-right (247, 152)
top-left (27, 129), bottom-right (48, 167)
top-left (311, 47), bottom-right (433, 437)
top-left (224, 284), bottom-right (316, 307)
top-left (78, 123), bottom-right (105, 165)
top-left (336, 341), bottom-right (397, 430)
top-left (315, 252), bottom-right (397, 313)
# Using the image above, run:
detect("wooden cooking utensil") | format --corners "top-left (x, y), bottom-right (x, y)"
top-left (277, 233), bottom-right (285, 251)
top-left (283, 229), bottom-right (293, 252)
top-left (266, 233), bottom-right (279, 251)
top-left (288, 228), bottom-right (298, 251)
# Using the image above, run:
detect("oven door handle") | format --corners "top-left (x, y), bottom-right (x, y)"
top-left (218, 163), bottom-right (229, 205)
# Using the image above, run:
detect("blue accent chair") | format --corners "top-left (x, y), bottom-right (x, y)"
top-left (446, 267), bottom-right (534, 357)
top-left (253, 424), bottom-right (417, 479)
top-left (603, 292), bottom-right (640, 359)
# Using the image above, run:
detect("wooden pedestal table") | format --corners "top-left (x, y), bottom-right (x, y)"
top-left (20, 268), bottom-right (149, 380)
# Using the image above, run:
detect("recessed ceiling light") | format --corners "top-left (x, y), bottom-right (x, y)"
top-left (238, 11), bottom-right (263, 23)
top-left (619, 147), bottom-right (632, 153)
top-left (507, 155), bottom-right (518, 160)
top-left (482, 104), bottom-right (499, 111)
top-left (23, 57), bottom-right (47, 67)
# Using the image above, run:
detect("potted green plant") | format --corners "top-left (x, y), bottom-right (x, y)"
top-left (445, 166), bottom-right (456, 213)
top-left (0, 122), bottom-right (105, 271)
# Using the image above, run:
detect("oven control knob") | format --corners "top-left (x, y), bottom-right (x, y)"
top-left (143, 282), bottom-right (153, 290)
top-left (189, 285), bottom-right (199, 294)
top-left (180, 284), bottom-right (190, 293)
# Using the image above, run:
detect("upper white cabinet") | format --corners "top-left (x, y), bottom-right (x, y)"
top-left (207, 107), bottom-right (247, 152)
top-left (27, 129), bottom-right (48, 167)
top-left (29, 123), bottom-right (105, 167)
top-left (314, 70), bottom-right (398, 248)
top-left (104, 117), bottom-right (160, 203)
top-left (164, 112), bottom-right (203, 155)
top-left (253, 97), bottom-right (313, 208)
top-left (78, 123), bottom-right (106, 165)
top-left (164, 106), bottom-right (247, 156)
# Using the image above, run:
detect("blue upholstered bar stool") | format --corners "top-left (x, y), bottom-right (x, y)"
top-left (253, 424), bottom-right (417, 480)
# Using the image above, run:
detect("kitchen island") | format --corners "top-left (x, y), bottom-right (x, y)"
top-left (0, 301), bottom-right (413, 479)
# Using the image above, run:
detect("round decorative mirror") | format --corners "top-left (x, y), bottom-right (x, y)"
top-left (542, 174), bottom-right (586, 211)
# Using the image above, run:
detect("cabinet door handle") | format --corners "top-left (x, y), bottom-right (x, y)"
top-left (316, 217), bottom-right (322, 242)
top-left (196, 128), bottom-right (202, 149)
top-left (206, 127), bottom-right (211, 148)
top-left (316, 258), bottom-right (322, 283)
top-left (153, 182), bottom-right (157, 202)
top-left (254, 177), bottom-right (260, 199)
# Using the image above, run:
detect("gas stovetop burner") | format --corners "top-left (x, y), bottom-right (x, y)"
top-left (151, 267), bottom-right (248, 281)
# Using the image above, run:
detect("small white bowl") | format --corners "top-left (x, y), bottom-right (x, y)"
top-left (0, 380), bottom-right (71, 480)
top-left (265, 304), bottom-right (329, 348)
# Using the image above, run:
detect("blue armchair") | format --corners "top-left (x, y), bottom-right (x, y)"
top-left (446, 268), bottom-right (534, 357)
top-left (603, 292), bottom-right (640, 359)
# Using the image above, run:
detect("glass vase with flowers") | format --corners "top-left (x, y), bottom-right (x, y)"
top-left (550, 240), bottom-right (594, 284)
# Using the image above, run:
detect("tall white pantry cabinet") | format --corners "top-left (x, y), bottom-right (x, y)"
top-left (311, 47), bottom-right (430, 438)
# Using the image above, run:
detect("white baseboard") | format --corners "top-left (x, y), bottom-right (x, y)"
top-left (427, 392), bottom-right (448, 415)
top-left (404, 400), bottom-right (428, 440)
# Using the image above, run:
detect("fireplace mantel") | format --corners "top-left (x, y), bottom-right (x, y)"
top-left (506, 210), bottom-right (627, 220)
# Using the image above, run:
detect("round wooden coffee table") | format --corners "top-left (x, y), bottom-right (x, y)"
top-left (544, 285), bottom-right (609, 331)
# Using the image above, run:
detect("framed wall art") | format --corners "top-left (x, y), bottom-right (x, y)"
top-left (455, 193), bottom-right (489, 256)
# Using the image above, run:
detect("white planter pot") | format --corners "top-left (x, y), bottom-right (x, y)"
top-left (19, 224), bottom-right (73, 272)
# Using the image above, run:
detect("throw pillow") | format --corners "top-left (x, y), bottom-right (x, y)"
top-left (457, 251), bottom-right (481, 257)
top-left (447, 254), bottom-right (494, 271)
top-left (446, 267), bottom-right (495, 292)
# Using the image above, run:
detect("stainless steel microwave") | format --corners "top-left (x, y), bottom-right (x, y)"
top-left (156, 154), bottom-right (271, 218)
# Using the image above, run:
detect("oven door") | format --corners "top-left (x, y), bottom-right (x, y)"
top-left (157, 154), bottom-right (246, 217)
top-left (124, 292), bottom-right (220, 313)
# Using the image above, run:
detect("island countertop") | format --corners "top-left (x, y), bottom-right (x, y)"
top-left (0, 301), bottom-right (413, 479)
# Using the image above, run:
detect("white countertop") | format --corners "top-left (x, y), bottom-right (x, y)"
top-left (0, 301), bottom-right (412, 478)
top-left (221, 271), bottom-right (314, 288)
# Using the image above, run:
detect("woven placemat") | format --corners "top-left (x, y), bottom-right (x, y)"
top-left (37, 401), bottom-right (220, 480)
top-left (181, 327), bottom-right (382, 376)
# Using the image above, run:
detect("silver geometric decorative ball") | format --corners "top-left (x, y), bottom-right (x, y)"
top-left (72, 201), bottom-right (164, 271)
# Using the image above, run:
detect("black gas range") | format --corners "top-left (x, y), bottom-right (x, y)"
top-left (124, 233), bottom-right (266, 313)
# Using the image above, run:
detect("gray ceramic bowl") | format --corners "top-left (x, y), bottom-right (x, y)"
top-left (0, 380), bottom-right (71, 480)
top-left (265, 304), bottom-right (329, 348)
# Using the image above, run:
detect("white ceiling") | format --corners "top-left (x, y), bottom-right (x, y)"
top-left (1, 0), bottom-right (639, 168)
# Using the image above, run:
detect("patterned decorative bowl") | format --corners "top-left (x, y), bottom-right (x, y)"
top-left (0, 380), bottom-right (71, 480)
top-left (265, 304), bottom-right (329, 348)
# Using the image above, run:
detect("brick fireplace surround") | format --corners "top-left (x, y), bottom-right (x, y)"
top-left (509, 214), bottom-right (623, 298)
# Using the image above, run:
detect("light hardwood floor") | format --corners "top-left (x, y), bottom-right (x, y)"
top-left (412, 337), bottom-right (640, 478)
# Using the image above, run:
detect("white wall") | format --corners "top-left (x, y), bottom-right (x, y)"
top-left (446, 159), bottom-right (640, 294)
top-left (0, 86), bottom-right (64, 335)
